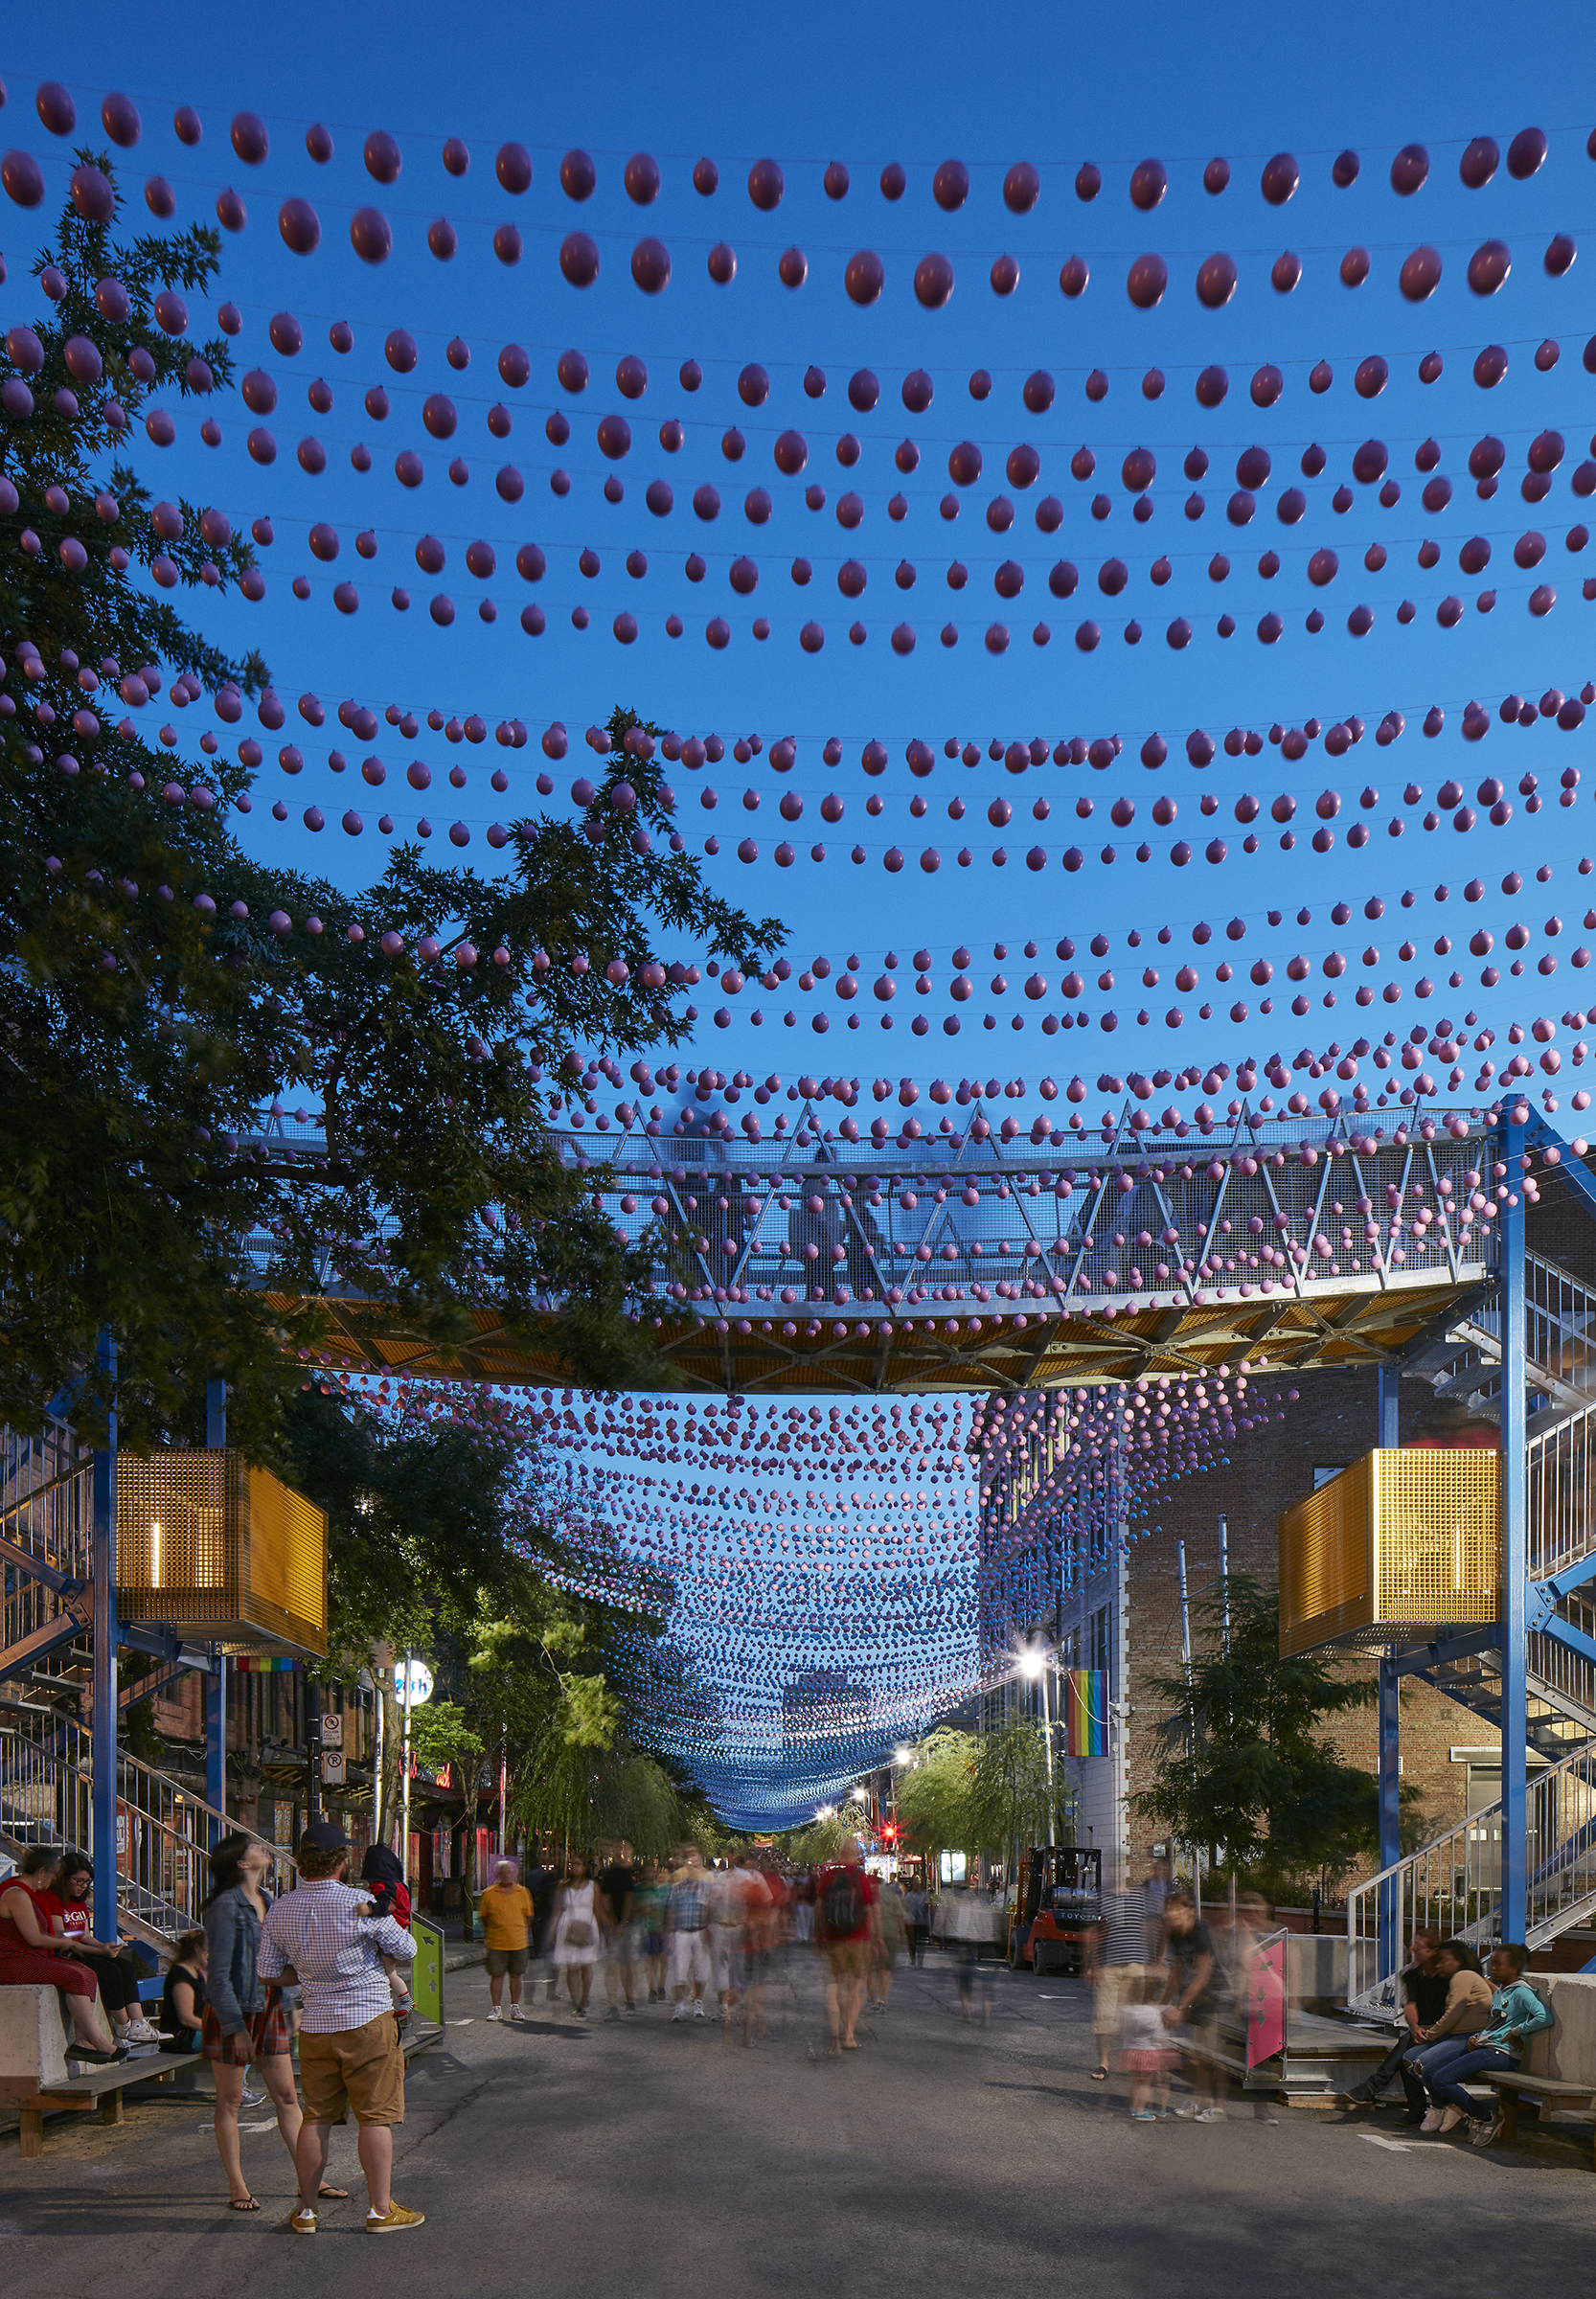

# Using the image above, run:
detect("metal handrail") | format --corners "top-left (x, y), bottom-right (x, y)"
top-left (1347, 1734), bottom-right (1596, 2011)
top-left (0, 1711), bottom-right (295, 1941)
top-left (1347, 1801), bottom-right (1503, 2017)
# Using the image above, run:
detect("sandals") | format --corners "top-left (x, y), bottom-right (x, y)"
top-left (1091, 2065), bottom-right (1109, 2082)
top-left (230, 2196), bottom-right (261, 2213)
top-left (317, 2185), bottom-right (349, 2199)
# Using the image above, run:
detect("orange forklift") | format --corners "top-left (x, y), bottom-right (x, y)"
top-left (1007, 1846), bottom-right (1103, 1973)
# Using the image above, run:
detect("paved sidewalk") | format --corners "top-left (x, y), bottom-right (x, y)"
top-left (1, 1950), bottom-right (1589, 2294)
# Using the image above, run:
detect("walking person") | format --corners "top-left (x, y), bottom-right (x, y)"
top-left (815, 1838), bottom-right (878, 2052)
top-left (259, 1819), bottom-right (422, 2236)
top-left (947, 1874), bottom-right (990, 2027)
top-left (1161, 1888), bottom-right (1230, 2119)
top-left (634, 1861), bottom-right (669, 2002)
top-left (477, 1858), bottom-right (534, 2025)
top-left (870, 1874), bottom-right (906, 2014)
top-left (904, 1879), bottom-right (929, 1967)
top-left (597, 1847), bottom-right (638, 2019)
top-left (1120, 1969), bottom-right (1180, 2120)
top-left (551, 1853), bottom-right (602, 2016)
top-left (667, 1849), bottom-right (713, 2021)
top-left (526, 1853), bottom-right (559, 2002)
top-left (0, 1846), bottom-right (122, 2061)
top-left (202, 1834), bottom-right (317, 2214)
top-left (45, 1851), bottom-right (159, 2043)
top-left (1086, 1870), bottom-right (1151, 2081)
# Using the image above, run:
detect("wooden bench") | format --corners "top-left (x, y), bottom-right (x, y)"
top-left (1486, 2071), bottom-right (1596, 2168)
top-left (0, 1981), bottom-right (182, 2158)
top-left (1, 2056), bottom-right (198, 2159)
top-left (1478, 1972), bottom-right (1596, 2169)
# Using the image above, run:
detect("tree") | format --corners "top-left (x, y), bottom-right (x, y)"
top-left (969, 1720), bottom-right (1060, 1863)
top-left (1133, 1574), bottom-right (1396, 1897)
top-left (2, 158), bottom-right (787, 1448)
top-left (894, 1728), bottom-right (979, 1873)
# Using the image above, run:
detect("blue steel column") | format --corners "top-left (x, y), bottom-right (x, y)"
top-left (1498, 1120), bottom-right (1528, 1945)
top-left (1377, 1362), bottom-right (1400, 1450)
top-left (90, 1334), bottom-right (119, 1945)
top-left (204, 1383), bottom-right (228, 1829)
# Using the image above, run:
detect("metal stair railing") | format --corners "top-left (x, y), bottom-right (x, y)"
top-left (1527, 1741), bottom-right (1596, 1947)
top-left (1, 1422), bottom-right (93, 1673)
top-left (1347, 1803), bottom-right (1503, 2018)
top-left (1348, 1736), bottom-right (1596, 2014)
top-left (0, 1708), bottom-right (295, 1942)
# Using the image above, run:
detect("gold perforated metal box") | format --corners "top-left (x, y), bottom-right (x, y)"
top-left (1279, 1447), bottom-right (1498, 1656)
top-left (117, 1451), bottom-right (327, 1659)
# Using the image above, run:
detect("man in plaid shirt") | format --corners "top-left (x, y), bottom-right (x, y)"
top-left (259, 1820), bottom-right (422, 2236)
top-left (666, 1848), bottom-right (713, 2021)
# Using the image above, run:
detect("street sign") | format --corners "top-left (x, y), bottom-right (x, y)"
top-left (321, 1750), bottom-right (347, 1786)
top-left (319, 1712), bottom-right (343, 1746)
top-left (394, 1659), bottom-right (433, 1707)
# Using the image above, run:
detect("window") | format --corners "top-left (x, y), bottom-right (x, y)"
top-left (1312, 1464), bottom-right (1346, 1491)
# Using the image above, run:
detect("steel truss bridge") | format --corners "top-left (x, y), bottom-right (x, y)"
top-left (246, 1098), bottom-right (1496, 1394)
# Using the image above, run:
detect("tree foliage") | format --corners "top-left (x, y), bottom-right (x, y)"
top-left (1133, 1574), bottom-right (1392, 1894)
top-left (894, 1722), bottom-right (1063, 1869)
top-left (1, 161), bottom-right (787, 1448)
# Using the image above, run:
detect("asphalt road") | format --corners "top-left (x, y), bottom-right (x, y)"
top-left (3, 1949), bottom-right (1590, 2295)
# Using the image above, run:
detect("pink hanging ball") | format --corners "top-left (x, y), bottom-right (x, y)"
top-left (230, 111), bottom-right (269, 165)
top-left (35, 81), bottom-right (76, 135)
top-left (306, 122), bottom-right (333, 163)
top-left (350, 208), bottom-right (392, 263)
top-left (100, 92), bottom-right (141, 148)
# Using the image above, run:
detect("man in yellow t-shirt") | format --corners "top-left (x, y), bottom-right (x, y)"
top-left (478, 1859), bottom-right (535, 2023)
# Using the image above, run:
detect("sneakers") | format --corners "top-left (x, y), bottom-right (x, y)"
top-left (693, 2002), bottom-right (706, 2020)
top-left (1419, 2108), bottom-right (1446, 2131)
top-left (1173, 2102), bottom-right (1199, 2119)
top-left (366, 2201), bottom-right (425, 2234)
top-left (123, 2017), bottom-right (166, 2044)
top-left (1196, 2106), bottom-right (1227, 2122)
top-left (672, 2004), bottom-right (689, 2022)
top-left (510, 2004), bottom-right (525, 2023)
top-left (604, 2006), bottom-right (621, 2022)
top-left (289, 2206), bottom-right (318, 2237)
top-left (1438, 2106), bottom-right (1466, 2133)
top-left (1470, 2117), bottom-right (1500, 2147)
top-left (1130, 2108), bottom-right (1158, 2122)
top-left (624, 1999), bottom-right (637, 2014)
top-left (487, 2006), bottom-right (503, 2022)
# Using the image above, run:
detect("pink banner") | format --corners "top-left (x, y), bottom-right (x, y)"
top-left (1245, 1937), bottom-right (1287, 2068)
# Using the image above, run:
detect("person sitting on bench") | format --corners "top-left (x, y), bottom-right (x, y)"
top-left (0, 1847), bottom-right (123, 2062)
top-left (1408, 1942), bottom-right (1554, 2143)
top-left (1349, 1926), bottom-right (1448, 2117)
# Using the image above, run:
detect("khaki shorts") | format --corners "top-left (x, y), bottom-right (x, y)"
top-left (485, 1946), bottom-right (528, 1977)
top-left (826, 1938), bottom-right (868, 1981)
top-left (298, 2013), bottom-right (405, 2128)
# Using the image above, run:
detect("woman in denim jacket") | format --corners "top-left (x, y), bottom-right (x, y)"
top-left (202, 1837), bottom-right (343, 2213)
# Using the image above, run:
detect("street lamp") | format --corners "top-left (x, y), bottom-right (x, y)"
top-left (1015, 1644), bottom-right (1057, 1848)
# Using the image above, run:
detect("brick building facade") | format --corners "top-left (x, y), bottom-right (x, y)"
top-left (973, 1146), bottom-right (1596, 1896)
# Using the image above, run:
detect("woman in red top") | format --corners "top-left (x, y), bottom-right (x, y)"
top-left (47, 1853), bottom-right (156, 2043)
top-left (0, 1847), bottom-right (122, 2060)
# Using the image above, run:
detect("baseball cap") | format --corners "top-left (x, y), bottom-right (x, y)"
top-left (299, 1819), bottom-right (351, 1855)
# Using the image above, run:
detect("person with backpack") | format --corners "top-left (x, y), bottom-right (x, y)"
top-left (814, 1839), bottom-right (878, 2053)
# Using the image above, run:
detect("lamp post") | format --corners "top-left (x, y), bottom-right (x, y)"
top-left (1018, 1648), bottom-right (1057, 1848)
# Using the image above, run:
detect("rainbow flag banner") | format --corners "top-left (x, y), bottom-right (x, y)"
top-left (1064, 1670), bottom-right (1109, 1757)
